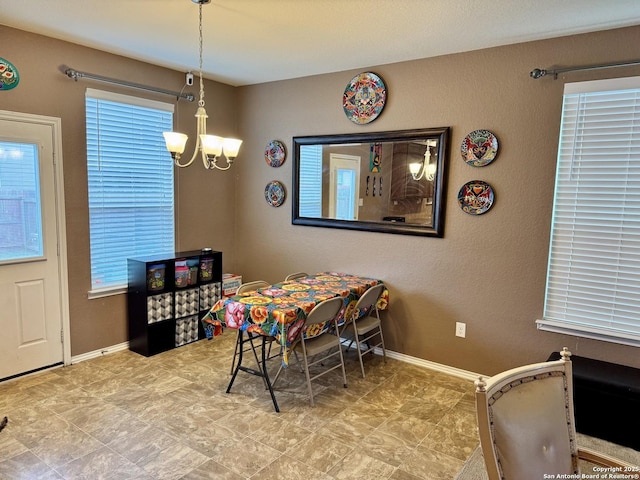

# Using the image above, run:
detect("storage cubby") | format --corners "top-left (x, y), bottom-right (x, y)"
top-left (127, 250), bottom-right (222, 356)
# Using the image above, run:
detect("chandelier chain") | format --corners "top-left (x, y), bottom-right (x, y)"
top-left (198, 2), bottom-right (205, 107)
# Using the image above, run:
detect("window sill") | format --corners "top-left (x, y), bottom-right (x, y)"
top-left (536, 319), bottom-right (640, 348)
top-left (88, 286), bottom-right (127, 299)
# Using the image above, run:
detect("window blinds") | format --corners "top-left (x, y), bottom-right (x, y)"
top-left (298, 144), bottom-right (323, 218)
top-left (538, 76), bottom-right (640, 346)
top-left (86, 89), bottom-right (175, 292)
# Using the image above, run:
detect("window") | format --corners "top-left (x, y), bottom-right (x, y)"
top-left (298, 144), bottom-right (322, 218)
top-left (538, 76), bottom-right (640, 347)
top-left (0, 142), bottom-right (43, 262)
top-left (86, 88), bottom-right (175, 295)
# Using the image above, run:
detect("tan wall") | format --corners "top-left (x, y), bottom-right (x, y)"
top-left (0, 26), bottom-right (240, 356)
top-left (3, 23), bottom-right (640, 374)
top-left (234, 25), bottom-right (640, 375)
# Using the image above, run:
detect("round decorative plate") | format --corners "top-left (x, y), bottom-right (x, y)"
top-left (461, 130), bottom-right (499, 167)
top-left (265, 140), bottom-right (286, 167)
top-left (343, 72), bottom-right (387, 125)
top-left (0, 57), bottom-right (20, 91)
top-left (264, 180), bottom-right (286, 207)
top-left (458, 180), bottom-right (495, 215)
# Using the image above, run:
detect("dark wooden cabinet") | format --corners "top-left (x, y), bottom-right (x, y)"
top-left (127, 250), bottom-right (222, 356)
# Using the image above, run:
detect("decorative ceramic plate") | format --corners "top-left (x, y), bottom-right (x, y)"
top-left (0, 57), bottom-right (20, 91)
top-left (264, 180), bottom-right (286, 207)
top-left (461, 130), bottom-right (499, 167)
top-left (458, 180), bottom-right (495, 215)
top-left (265, 140), bottom-right (286, 167)
top-left (343, 72), bottom-right (387, 125)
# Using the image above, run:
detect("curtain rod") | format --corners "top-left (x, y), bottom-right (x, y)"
top-left (64, 67), bottom-right (195, 102)
top-left (530, 59), bottom-right (640, 80)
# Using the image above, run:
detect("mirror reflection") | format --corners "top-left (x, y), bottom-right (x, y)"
top-left (292, 127), bottom-right (449, 237)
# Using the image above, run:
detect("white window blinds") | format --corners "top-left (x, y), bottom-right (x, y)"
top-left (86, 88), bottom-right (175, 293)
top-left (537, 76), bottom-right (640, 347)
top-left (298, 144), bottom-right (323, 218)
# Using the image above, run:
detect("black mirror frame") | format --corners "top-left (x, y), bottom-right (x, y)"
top-left (292, 127), bottom-right (450, 237)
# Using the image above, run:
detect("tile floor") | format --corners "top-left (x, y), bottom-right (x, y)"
top-left (0, 333), bottom-right (479, 479)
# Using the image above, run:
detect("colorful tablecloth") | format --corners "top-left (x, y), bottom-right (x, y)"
top-left (201, 272), bottom-right (388, 364)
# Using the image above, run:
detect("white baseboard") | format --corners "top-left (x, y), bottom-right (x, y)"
top-left (70, 341), bottom-right (129, 364)
top-left (382, 348), bottom-right (483, 382)
top-left (344, 339), bottom-right (483, 382)
top-left (70, 340), bottom-right (483, 382)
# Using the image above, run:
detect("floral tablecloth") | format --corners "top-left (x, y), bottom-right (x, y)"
top-left (201, 272), bottom-right (388, 364)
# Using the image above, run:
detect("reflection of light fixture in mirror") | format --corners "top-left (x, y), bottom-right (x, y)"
top-left (409, 140), bottom-right (437, 181)
top-left (163, 0), bottom-right (242, 171)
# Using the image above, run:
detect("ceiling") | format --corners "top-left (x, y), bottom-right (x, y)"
top-left (2, 0), bottom-right (640, 87)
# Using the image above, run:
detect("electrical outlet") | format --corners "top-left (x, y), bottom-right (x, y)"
top-left (455, 322), bottom-right (466, 338)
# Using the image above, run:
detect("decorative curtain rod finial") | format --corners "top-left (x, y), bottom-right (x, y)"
top-left (530, 68), bottom-right (547, 79)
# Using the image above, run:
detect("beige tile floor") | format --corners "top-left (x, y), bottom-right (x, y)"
top-left (0, 333), bottom-right (479, 479)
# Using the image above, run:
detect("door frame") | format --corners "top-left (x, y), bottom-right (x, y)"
top-left (0, 109), bottom-right (71, 369)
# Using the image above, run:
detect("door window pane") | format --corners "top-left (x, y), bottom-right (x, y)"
top-left (0, 142), bottom-right (43, 262)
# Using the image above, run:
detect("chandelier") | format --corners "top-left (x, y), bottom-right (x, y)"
top-left (409, 140), bottom-right (437, 181)
top-left (163, 0), bottom-right (242, 170)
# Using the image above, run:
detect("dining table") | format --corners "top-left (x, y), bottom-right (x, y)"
top-left (201, 272), bottom-right (388, 412)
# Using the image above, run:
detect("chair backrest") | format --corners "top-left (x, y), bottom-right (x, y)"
top-left (236, 280), bottom-right (269, 295)
top-left (351, 283), bottom-right (385, 319)
top-left (285, 272), bottom-right (308, 281)
top-left (475, 347), bottom-right (578, 480)
top-left (305, 296), bottom-right (344, 328)
top-left (296, 296), bottom-right (344, 342)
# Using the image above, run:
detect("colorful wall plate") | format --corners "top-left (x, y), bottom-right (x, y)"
top-left (265, 180), bottom-right (286, 207)
top-left (343, 72), bottom-right (387, 125)
top-left (458, 180), bottom-right (495, 215)
top-left (0, 57), bottom-right (20, 91)
top-left (461, 130), bottom-right (499, 167)
top-left (265, 140), bottom-right (286, 167)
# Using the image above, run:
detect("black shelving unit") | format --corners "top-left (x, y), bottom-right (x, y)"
top-left (127, 250), bottom-right (222, 356)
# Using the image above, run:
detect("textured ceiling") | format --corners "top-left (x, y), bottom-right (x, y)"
top-left (2, 0), bottom-right (640, 86)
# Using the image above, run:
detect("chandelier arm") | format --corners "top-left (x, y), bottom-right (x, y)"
top-left (175, 111), bottom-right (206, 168)
top-left (173, 140), bottom-right (199, 168)
top-left (201, 149), bottom-right (212, 169)
top-left (174, 155), bottom-right (196, 168)
top-left (207, 157), bottom-right (234, 171)
top-left (411, 169), bottom-right (425, 181)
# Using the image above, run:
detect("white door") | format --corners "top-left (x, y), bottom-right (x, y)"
top-left (0, 113), bottom-right (67, 380)
top-left (329, 153), bottom-right (361, 220)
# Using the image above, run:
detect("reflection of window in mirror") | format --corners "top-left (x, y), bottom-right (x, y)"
top-left (299, 145), bottom-right (322, 218)
top-left (329, 154), bottom-right (360, 220)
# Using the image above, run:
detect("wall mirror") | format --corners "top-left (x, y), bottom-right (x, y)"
top-left (292, 127), bottom-right (449, 237)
